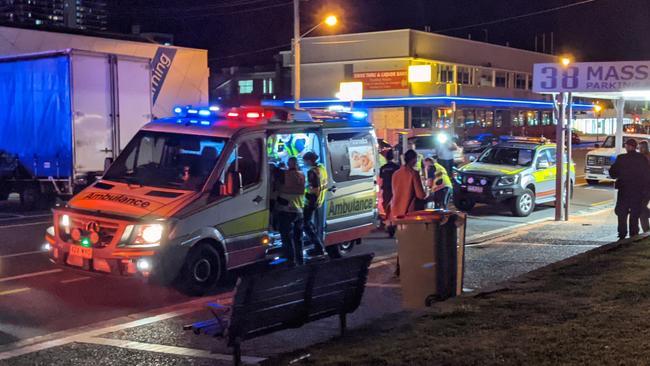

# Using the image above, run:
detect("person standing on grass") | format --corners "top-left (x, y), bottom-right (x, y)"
top-left (609, 139), bottom-right (650, 240)
top-left (391, 149), bottom-right (429, 276)
top-left (638, 141), bottom-right (650, 232)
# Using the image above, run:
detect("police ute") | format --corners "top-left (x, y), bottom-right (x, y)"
top-left (584, 133), bottom-right (650, 185)
top-left (45, 106), bottom-right (378, 295)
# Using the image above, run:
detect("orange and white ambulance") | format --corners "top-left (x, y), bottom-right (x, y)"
top-left (46, 106), bottom-right (378, 294)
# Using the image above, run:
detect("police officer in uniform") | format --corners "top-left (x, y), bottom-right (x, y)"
top-left (609, 139), bottom-right (650, 240)
top-left (303, 151), bottom-right (328, 257)
top-left (276, 157), bottom-right (306, 265)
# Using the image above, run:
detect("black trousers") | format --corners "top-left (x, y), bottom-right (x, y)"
top-left (303, 205), bottom-right (326, 254)
top-left (439, 159), bottom-right (454, 175)
top-left (278, 211), bottom-right (304, 265)
top-left (640, 196), bottom-right (650, 233)
top-left (615, 191), bottom-right (643, 239)
top-left (433, 187), bottom-right (452, 209)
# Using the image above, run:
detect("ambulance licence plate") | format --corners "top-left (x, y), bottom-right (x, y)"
top-left (70, 245), bottom-right (92, 259)
top-left (467, 185), bottom-right (483, 193)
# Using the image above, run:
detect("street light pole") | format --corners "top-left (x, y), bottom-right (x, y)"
top-left (293, 0), bottom-right (301, 109)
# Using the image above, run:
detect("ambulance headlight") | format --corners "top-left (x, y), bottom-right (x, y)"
top-left (60, 214), bottom-right (71, 234)
top-left (122, 224), bottom-right (165, 247)
top-left (497, 175), bottom-right (519, 186)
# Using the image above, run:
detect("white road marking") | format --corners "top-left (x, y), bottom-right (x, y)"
top-left (77, 337), bottom-right (265, 364)
top-left (369, 260), bottom-right (392, 269)
top-left (0, 250), bottom-right (44, 259)
top-left (0, 214), bottom-right (50, 222)
top-left (60, 277), bottom-right (91, 284)
top-left (0, 294), bottom-right (232, 360)
top-left (0, 287), bottom-right (31, 296)
top-left (0, 220), bottom-right (50, 229)
top-left (0, 269), bottom-right (62, 283)
top-left (467, 241), bottom-right (601, 248)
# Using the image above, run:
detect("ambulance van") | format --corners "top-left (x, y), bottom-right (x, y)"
top-left (46, 106), bottom-right (378, 294)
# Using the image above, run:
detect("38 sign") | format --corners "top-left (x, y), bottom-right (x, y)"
top-left (533, 61), bottom-right (650, 93)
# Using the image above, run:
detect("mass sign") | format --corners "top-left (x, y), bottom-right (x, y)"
top-left (532, 61), bottom-right (650, 93)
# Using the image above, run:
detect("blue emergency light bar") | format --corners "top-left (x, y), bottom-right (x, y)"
top-left (173, 105), bottom-right (221, 118)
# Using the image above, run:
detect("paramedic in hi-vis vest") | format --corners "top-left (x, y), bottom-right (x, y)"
top-left (302, 151), bottom-right (328, 257)
top-left (276, 157), bottom-right (306, 265)
top-left (428, 157), bottom-right (453, 209)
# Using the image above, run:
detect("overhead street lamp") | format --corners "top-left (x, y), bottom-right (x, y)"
top-left (593, 103), bottom-right (603, 142)
top-left (293, 0), bottom-right (338, 109)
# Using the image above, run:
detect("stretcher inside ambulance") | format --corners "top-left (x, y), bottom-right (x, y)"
top-left (45, 106), bottom-right (378, 295)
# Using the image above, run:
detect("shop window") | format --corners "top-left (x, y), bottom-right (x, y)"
top-left (495, 110), bottom-right (506, 128)
top-left (515, 74), bottom-right (527, 89)
top-left (438, 64), bottom-right (454, 83)
top-left (457, 66), bottom-right (473, 85)
top-left (411, 107), bottom-right (433, 128)
top-left (238, 80), bottom-right (253, 94)
top-left (541, 111), bottom-right (552, 126)
top-left (495, 71), bottom-right (510, 88)
top-left (526, 111), bottom-right (539, 126)
top-left (513, 111), bottom-right (525, 127)
top-left (476, 110), bottom-right (486, 128)
top-left (436, 108), bottom-right (453, 129)
top-left (485, 110), bottom-right (494, 128)
top-left (463, 110), bottom-right (477, 129)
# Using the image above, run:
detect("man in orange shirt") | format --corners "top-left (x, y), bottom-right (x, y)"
top-left (391, 149), bottom-right (429, 276)
top-left (391, 149), bottom-right (428, 220)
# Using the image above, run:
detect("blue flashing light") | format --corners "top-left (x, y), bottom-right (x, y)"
top-left (173, 107), bottom-right (183, 114)
top-left (209, 105), bottom-right (220, 111)
top-left (189, 119), bottom-right (198, 124)
top-left (176, 119), bottom-right (183, 124)
top-left (187, 109), bottom-right (198, 114)
top-left (200, 120), bottom-right (211, 126)
top-left (198, 109), bottom-right (211, 117)
top-left (351, 111), bottom-right (368, 119)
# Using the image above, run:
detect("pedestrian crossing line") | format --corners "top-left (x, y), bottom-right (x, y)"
top-left (0, 269), bottom-right (62, 283)
top-left (76, 337), bottom-right (266, 364)
top-left (0, 287), bottom-right (30, 296)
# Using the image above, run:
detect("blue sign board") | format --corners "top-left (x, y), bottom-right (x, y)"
top-left (151, 47), bottom-right (177, 104)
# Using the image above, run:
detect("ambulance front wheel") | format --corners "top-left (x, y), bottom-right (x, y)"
top-left (177, 242), bottom-right (224, 296)
top-left (326, 241), bottom-right (355, 258)
top-left (453, 196), bottom-right (475, 212)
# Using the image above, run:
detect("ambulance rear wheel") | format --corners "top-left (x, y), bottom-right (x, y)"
top-left (326, 241), bottom-right (354, 258)
top-left (177, 242), bottom-right (224, 296)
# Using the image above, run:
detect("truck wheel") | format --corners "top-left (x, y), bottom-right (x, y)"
top-left (511, 189), bottom-right (535, 217)
top-left (326, 241), bottom-right (355, 258)
top-left (586, 179), bottom-right (599, 185)
top-left (20, 186), bottom-right (41, 210)
top-left (453, 196), bottom-right (475, 212)
top-left (177, 243), bottom-right (224, 296)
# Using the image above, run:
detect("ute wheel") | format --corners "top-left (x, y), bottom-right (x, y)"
top-left (586, 179), bottom-right (599, 186)
top-left (177, 242), bottom-right (224, 296)
top-left (326, 241), bottom-right (355, 258)
top-left (387, 225), bottom-right (396, 238)
top-left (453, 196), bottom-right (476, 212)
top-left (511, 189), bottom-right (535, 217)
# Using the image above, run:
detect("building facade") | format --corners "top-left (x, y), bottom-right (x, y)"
top-left (272, 29), bottom-right (594, 143)
top-left (2, 0), bottom-right (107, 31)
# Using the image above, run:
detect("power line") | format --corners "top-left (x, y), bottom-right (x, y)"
top-left (433, 0), bottom-right (597, 33)
top-left (150, 1), bottom-right (293, 20)
top-left (209, 43), bottom-right (291, 61)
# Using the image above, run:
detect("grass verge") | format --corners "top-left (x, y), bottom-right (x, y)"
top-left (274, 237), bottom-right (650, 366)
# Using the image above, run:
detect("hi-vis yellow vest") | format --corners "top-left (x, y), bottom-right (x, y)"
top-left (307, 164), bottom-right (328, 207)
top-left (432, 162), bottom-right (453, 192)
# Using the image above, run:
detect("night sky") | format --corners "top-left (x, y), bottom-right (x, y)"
top-left (109, 0), bottom-right (650, 70)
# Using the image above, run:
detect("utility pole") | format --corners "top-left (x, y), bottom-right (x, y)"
top-left (293, 0), bottom-right (301, 109)
top-left (565, 93), bottom-right (573, 221)
top-left (554, 93), bottom-right (566, 221)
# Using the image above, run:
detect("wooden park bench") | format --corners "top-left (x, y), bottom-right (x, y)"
top-left (184, 253), bottom-right (374, 365)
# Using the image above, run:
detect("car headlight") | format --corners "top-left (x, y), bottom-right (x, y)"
top-left (121, 224), bottom-right (164, 247)
top-left (436, 133), bottom-right (449, 144)
top-left (497, 175), bottom-right (519, 186)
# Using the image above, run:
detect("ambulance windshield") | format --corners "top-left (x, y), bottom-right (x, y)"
top-left (104, 131), bottom-right (227, 191)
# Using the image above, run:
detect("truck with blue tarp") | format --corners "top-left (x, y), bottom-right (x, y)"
top-left (0, 49), bottom-right (152, 207)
